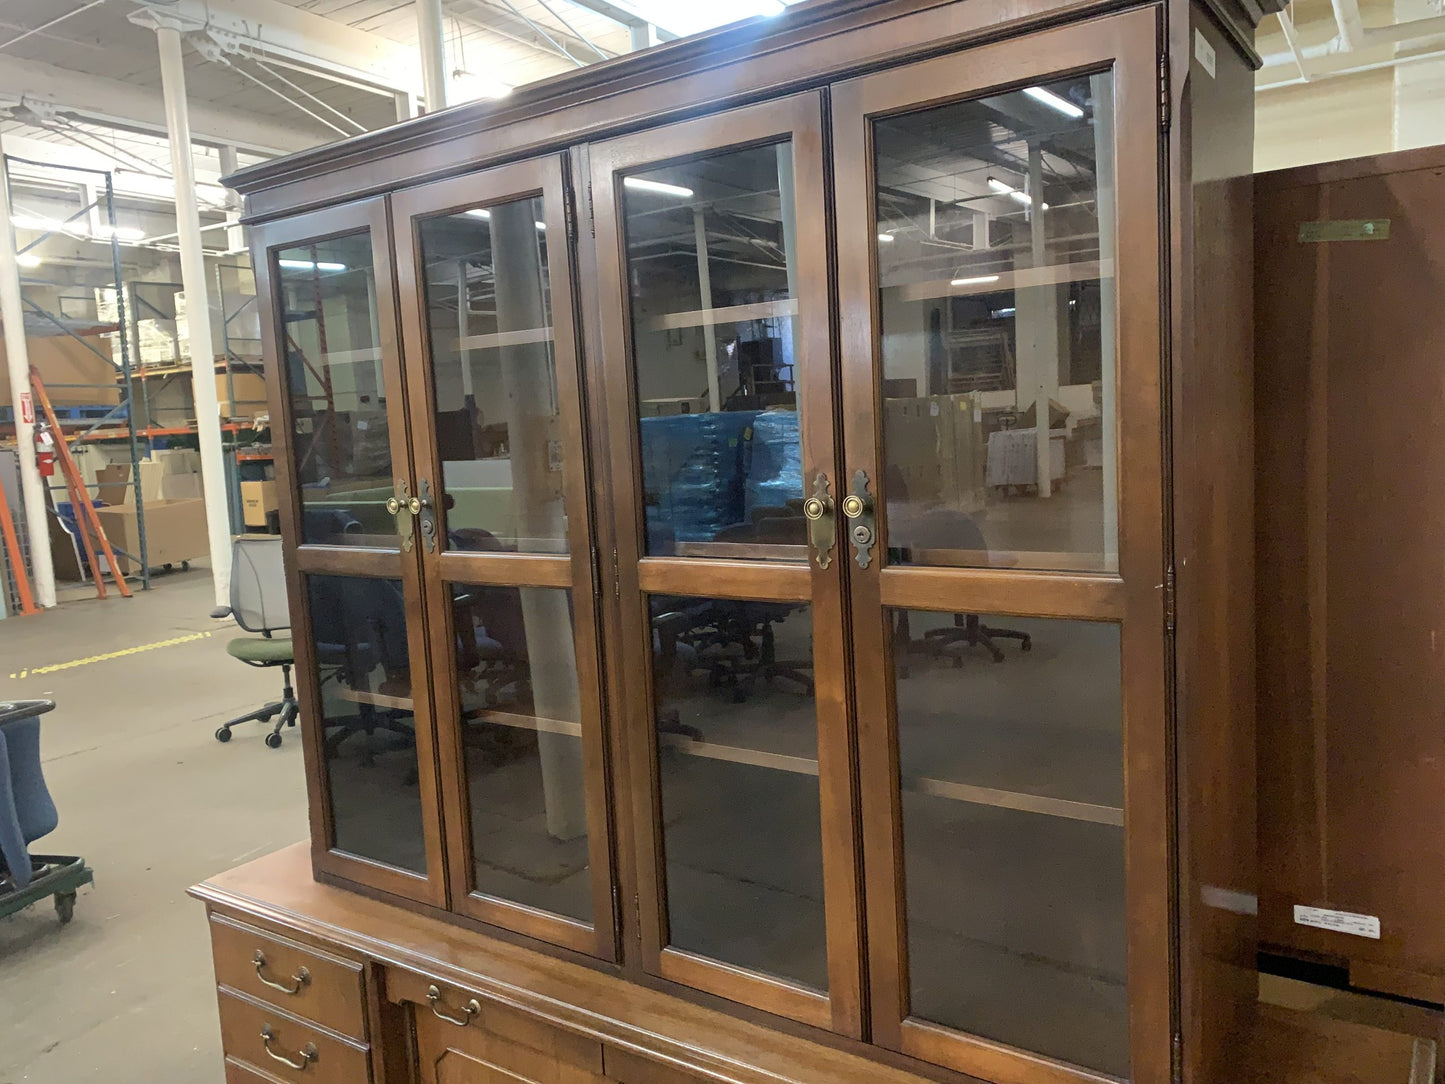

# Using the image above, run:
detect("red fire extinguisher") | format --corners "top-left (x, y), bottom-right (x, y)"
top-left (35, 428), bottom-right (55, 478)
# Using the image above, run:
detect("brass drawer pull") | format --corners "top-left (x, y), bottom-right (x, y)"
top-left (254, 949), bottom-right (311, 995)
top-left (260, 1024), bottom-right (317, 1071)
top-left (427, 984), bottom-right (480, 1027)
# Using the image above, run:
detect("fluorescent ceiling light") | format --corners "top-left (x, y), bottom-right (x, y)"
top-left (877, 232), bottom-right (895, 243)
top-left (464, 207), bottom-right (545, 230)
top-left (1024, 86), bottom-right (1084, 119)
top-left (624, 176), bottom-right (695, 199)
top-left (11, 213), bottom-right (82, 235)
top-left (986, 177), bottom-right (1014, 195)
top-left (278, 258), bottom-right (347, 272)
top-left (93, 224), bottom-right (145, 242)
top-left (951, 274), bottom-right (1001, 287)
top-left (15, 253), bottom-right (41, 269)
top-left (991, 306), bottom-right (1016, 318)
top-left (449, 71), bottom-right (513, 101)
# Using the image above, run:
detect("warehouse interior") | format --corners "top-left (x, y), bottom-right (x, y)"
top-left (0, 1), bottom-right (1442, 1083)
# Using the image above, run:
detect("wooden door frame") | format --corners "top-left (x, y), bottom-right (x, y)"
top-left (586, 91), bottom-right (865, 1038)
top-left (389, 157), bottom-right (617, 960)
top-left (832, 8), bottom-right (1170, 1083)
top-left (250, 196), bottom-right (449, 908)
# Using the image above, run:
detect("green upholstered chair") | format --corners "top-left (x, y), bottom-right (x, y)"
top-left (211, 536), bottom-right (297, 749)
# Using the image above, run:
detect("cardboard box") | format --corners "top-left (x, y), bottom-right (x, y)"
top-left (96, 498), bottom-right (207, 574)
top-left (95, 460), bottom-right (165, 506)
top-left (0, 334), bottom-right (120, 407)
top-left (218, 371), bottom-right (269, 419)
top-left (241, 479), bottom-right (278, 528)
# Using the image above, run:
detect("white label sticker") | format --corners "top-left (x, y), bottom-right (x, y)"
top-left (1194, 29), bottom-right (1217, 79)
top-left (1294, 905), bottom-right (1381, 940)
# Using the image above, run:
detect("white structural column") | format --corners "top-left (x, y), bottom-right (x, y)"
top-left (142, 12), bottom-right (233, 607)
top-left (0, 135), bottom-right (57, 608)
top-left (415, 0), bottom-right (448, 113)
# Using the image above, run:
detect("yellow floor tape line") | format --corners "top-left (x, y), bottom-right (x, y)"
top-left (10, 630), bottom-right (214, 679)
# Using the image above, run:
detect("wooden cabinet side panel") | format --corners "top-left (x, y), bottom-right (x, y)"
top-left (1257, 154), bottom-right (1445, 995)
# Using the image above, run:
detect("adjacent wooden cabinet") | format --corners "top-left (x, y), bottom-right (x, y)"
top-left (203, 0), bottom-right (1276, 1081)
top-left (1255, 145), bottom-right (1445, 1005)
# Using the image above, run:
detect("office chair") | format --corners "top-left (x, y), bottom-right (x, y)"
top-left (211, 536), bottom-right (297, 748)
top-left (0, 701), bottom-right (58, 891)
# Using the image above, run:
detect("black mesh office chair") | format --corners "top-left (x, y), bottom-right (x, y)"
top-left (211, 537), bottom-right (297, 749)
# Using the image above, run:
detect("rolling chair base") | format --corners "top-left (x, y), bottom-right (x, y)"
top-left (216, 664), bottom-right (299, 749)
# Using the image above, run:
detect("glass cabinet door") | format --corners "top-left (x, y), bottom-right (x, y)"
top-left (589, 94), bottom-right (864, 1037)
top-left (832, 11), bottom-right (1168, 1083)
top-left (252, 198), bottom-right (448, 907)
top-left (391, 157), bottom-right (614, 958)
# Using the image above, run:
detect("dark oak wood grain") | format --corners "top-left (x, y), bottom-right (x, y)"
top-left (1255, 144), bottom-right (1445, 1003)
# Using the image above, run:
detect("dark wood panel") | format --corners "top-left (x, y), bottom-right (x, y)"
top-left (635, 559), bottom-right (811, 602)
top-left (435, 552), bottom-right (573, 588)
top-left (1255, 144), bottom-right (1445, 997)
top-left (878, 568), bottom-right (1125, 620)
top-left (1243, 1004), bottom-right (1436, 1084)
top-left (1171, 10), bottom-right (1261, 1084)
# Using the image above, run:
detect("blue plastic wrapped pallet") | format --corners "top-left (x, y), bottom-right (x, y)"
top-left (640, 411), bottom-right (758, 549)
top-left (744, 409), bottom-right (803, 518)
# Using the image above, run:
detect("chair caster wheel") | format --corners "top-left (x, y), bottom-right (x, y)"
top-left (1021, 638), bottom-right (1032, 651)
top-left (55, 892), bottom-right (76, 924)
top-left (215, 727), bottom-right (232, 742)
top-left (265, 732), bottom-right (283, 749)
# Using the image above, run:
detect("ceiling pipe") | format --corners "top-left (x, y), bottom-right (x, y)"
top-left (416, 0), bottom-right (449, 112)
top-left (1259, 36), bottom-right (1445, 88)
top-left (1260, 6), bottom-right (1445, 71)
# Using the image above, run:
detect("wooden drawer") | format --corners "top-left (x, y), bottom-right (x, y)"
top-left (211, 914), bottom-right (367, 1040)
top-left (224, 1056), bottom-right (288, 1084)
top-left (390, 969), bottom-right (604, 1078)
top-left (218, 988), bottom-right (370, 1084)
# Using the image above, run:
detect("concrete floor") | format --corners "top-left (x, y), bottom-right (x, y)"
top-left (0, 565), bottom-right (308, 1084)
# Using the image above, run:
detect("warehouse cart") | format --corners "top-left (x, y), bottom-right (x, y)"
top-left (0, 699), bottom-right (93, 925)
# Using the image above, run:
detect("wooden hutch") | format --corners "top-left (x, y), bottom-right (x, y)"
top-left (195, 0), bottom-right (1270, 1082)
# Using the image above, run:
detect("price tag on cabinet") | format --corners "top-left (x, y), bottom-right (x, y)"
top-left (1294, 905), bottom-right (1381, 940)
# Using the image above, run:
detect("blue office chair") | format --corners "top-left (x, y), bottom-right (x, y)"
top-left (0, 699), bottom-right (92, 923)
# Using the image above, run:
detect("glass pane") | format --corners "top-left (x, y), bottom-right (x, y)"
top-left (307, 574), bottom-right (425, 874)
top-left (624, 144), bottom-right (806, 561)
top-left (448, 581), bottom-right (591, 923)
top-left (649, 595), bottom-right (825, 989)
top-left (418, 199), bottom-right (568, 555)
top-left (874, 73), bottom-right (1118, 573)
top-left (276, 232), bottom-right (394, 546)
top-left (893, 610), bottom-right (1126, 1075)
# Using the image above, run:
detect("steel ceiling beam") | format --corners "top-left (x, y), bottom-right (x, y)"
top-left (129, 0), bottom-right (421, 95)
top-left (0, 55), bottom-right (326, 154)
top-left (564, 0), bottom-right (677, 41)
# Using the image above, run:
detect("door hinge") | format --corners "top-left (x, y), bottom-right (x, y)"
top-left (1165, 564), bottom-right (1176, 633)
top-left (586, 183), bottom-right (596, 238)
top-left (1171, 1032), bottom-right (1184, 1084)
top-left (632, 894), bottom-right (642, 941)
top-left (590, 544), bottom-right (602, 601)
top-left (1159, 53), bottom-right (1171, 131)
top-left (611, 547), bottom-right (620, 600)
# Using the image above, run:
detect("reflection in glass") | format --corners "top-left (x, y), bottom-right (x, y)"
top-left (892, 610), bottom-right (1125, 1075)
top-left (623, 145), bottom-right (807, 559)
top-left (448, 582), bottom-right (591, 922)
top-left (874, 74), bottom-right (1118, 572)
top-left (307, 574), bottom-right (425, 873)
top-left (418, 200), bottom-right (568, 555)
top-left (277, 232), bottom-right (394, 546)
top-left (650, 595), bottom-right (825, 989)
